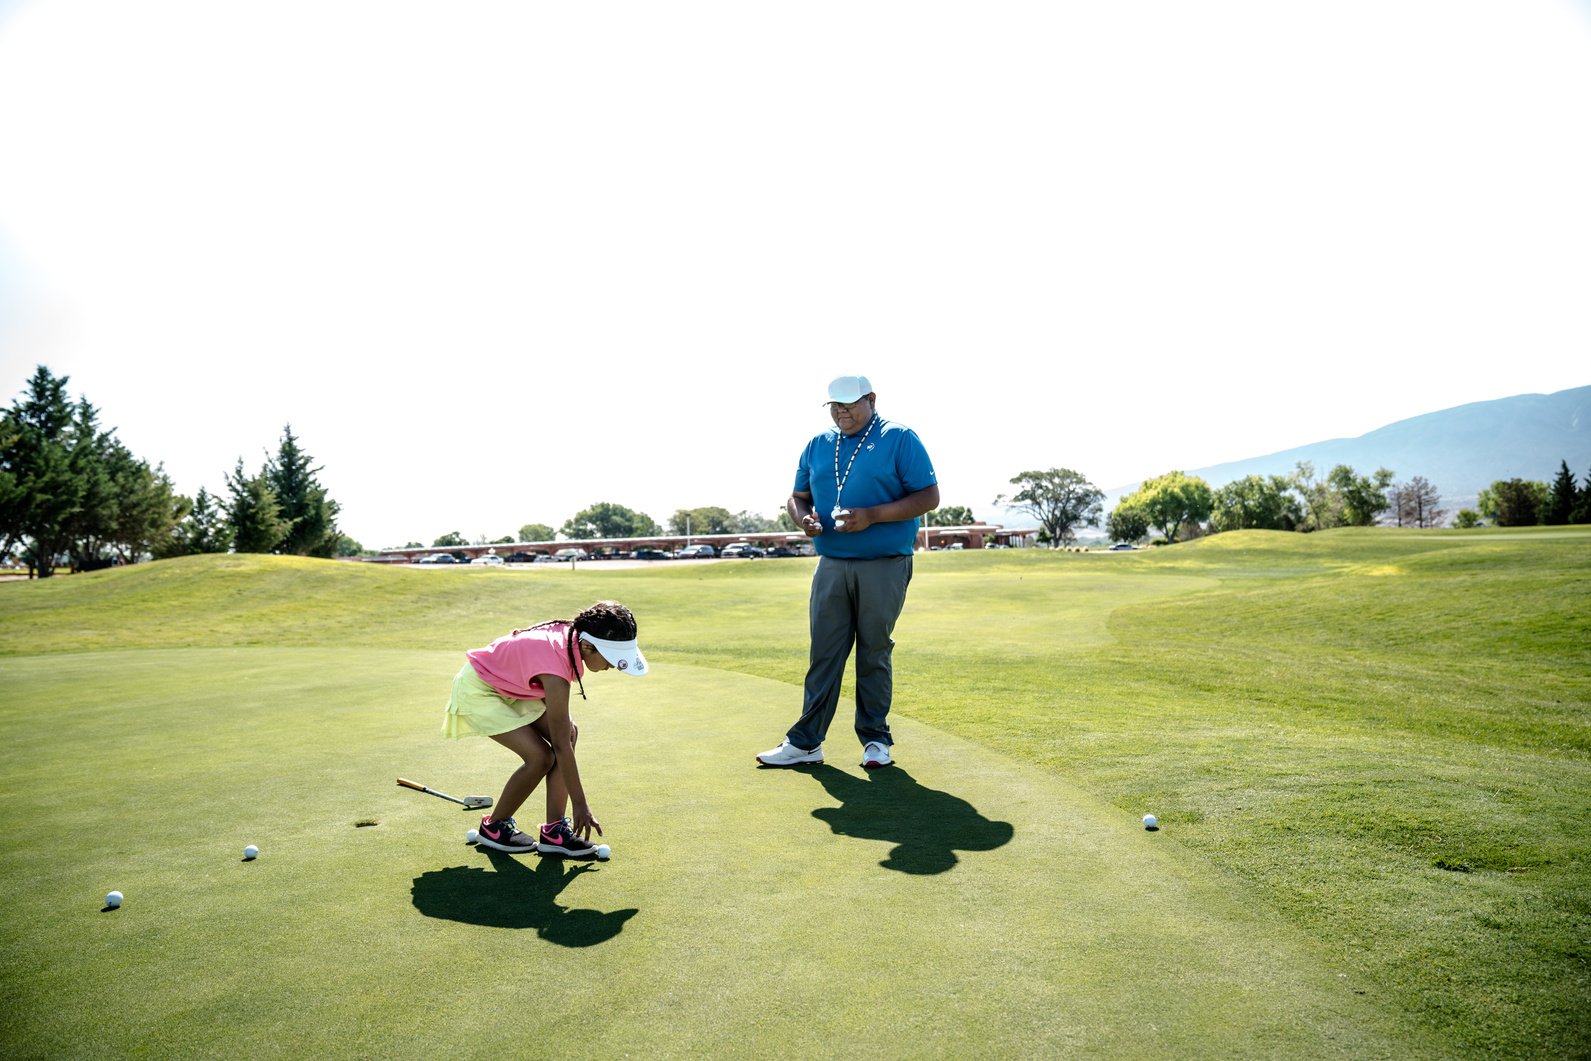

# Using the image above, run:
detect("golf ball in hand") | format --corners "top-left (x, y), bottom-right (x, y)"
top-left (595, 844), bottom-right (611, 860)
top-left (466, 829), bottom-right (479, 843)
top-left (243, 844), bottom-right (259, 860)
top-left (1142, 814), bottom-right (1158, 831)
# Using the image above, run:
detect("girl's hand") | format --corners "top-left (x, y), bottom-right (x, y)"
top-left (572, 803), bottom-right (603, 839)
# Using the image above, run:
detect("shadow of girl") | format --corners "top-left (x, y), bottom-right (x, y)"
top-left (411, 849), bottom-right (638, 947)
top-left (807, 765), bottom-right (1015, 874)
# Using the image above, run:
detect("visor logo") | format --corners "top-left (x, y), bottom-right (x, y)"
top-left (617, 659), bottom-right (628, 671)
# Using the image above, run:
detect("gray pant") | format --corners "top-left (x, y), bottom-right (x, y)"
top-left (787, 555), bottom-right (914, 751)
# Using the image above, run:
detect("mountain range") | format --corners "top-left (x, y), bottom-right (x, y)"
top-left (1097, 384), bottom-right (1590, 522)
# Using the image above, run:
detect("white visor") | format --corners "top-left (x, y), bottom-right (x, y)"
top-left (579, 631), bottom-right (649, 676)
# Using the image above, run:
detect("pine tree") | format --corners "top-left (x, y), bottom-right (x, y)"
top-left (225, 459), bottom-right (289, 553)
top-left (1574, 467), bottom-right (1591, 525)
top-left (1, 367), bottom-right (89, 577)
top-left (1544, 461), bottom-right (1577, 526)
top-left (265, 425), bottom-right (341, 557)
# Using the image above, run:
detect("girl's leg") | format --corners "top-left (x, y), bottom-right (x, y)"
top-left (487, 726), bottom-right (555, 822)
top-left (529, 715), bottom-right (577, 823)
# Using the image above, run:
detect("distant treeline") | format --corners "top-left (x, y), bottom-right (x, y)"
top-left (998, 460), bottom-right (1591, 546)
top-left (7, 366), bottom-right (1587, 575)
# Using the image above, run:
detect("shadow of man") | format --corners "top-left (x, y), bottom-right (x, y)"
top-left (807, 765), bottom-right (1014, 874)
top-left (411, 849), bottom-right (638, 947)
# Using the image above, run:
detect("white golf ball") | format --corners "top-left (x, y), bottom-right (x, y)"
top-left (595, 844), bottom-right (611, 860)
top-left (466, 829), bottom-right (479, 843)
top-left (243, 844), bottom-right (259, 860)
top-left (1142, 814), bottom-right (1158, 830)
top-left (105, 890), bottom-right (123, 908)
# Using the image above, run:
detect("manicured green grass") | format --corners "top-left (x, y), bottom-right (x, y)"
top-left (1, 529), bottom-right (1586, 1057)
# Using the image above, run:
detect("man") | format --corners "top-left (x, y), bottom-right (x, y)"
top-left (756, 375), bottom-right (940, 769)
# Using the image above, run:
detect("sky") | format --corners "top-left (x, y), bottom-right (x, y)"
top-left (2, 1), bottom-right (1587, 549)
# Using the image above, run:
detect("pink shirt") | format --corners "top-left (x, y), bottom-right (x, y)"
top-left (466, 623), bottom-right (585, 699)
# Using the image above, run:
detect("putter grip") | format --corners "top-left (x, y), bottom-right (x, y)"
top-left (396, 778), bottom-right (426, 791)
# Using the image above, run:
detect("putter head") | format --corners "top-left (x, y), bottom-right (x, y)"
top-left (463, 796), bottom-right (493, 809)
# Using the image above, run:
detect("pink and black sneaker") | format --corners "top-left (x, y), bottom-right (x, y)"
top-left (535, 817), bottom-right (597, 858)
top-left (476, 815), bottom-right (535, 853)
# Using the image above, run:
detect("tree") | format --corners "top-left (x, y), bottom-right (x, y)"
top-left (101, 450), bottom-right (185, 564)
top-left (433, 531), bottom-right (467, 547)
top-left (994, 469), bottom-right (1103, 547)
top-left (1, 367), bottom-right (94, 577)
top-left (1291, 461), bottom-right (1332, 532)
top-left (58, 400), bottom-right (116, 570)
top-left (1329, 464), bottom-right (1394, 527)
top-left (518, 523), bottom-right (554, 542)
top-left (1120, 471), bottom-right (1213, 544)
top-left (1544, 461), bottom-right (1577, 526)
top-left (1479, 479), bottom-right (1546, 527)
top-left (668, 506), bottom-right (733, 536)
top-left (925, 505), bottom-right (976, 526)
top-left (1575, 467), bottom-right (1591, 525)
top-left (158, 486), bottom-right (232, 557)
top-left (1209, 475), bottom-right (1300, 532)
top-left (732, 510), bottom-right (779, 533)
top-left (225, 459), bottom-right (289, 553)
top-left (1453, 509), bottom-right (1482, 530)
top-left (266, 426), bottom-right (341, 557)
top-left (331, 534), bottom-right (365, 557)
top-left (1291, 461), bottom-right (1392, 530)
top-left (1389, 476), bottom-right (1446, 529)
top-left (1106, 504), bottom-right (1150, 544)
top-left (562, 502), bottom-right (660, 540)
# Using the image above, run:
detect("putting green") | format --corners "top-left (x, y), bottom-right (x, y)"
top-left (0, 647), bottom-right (1437, 1058)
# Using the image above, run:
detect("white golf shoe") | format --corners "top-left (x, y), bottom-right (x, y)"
top-left (861, 741), bottom-right (892, 769)
top-left (755, 740), bottom-right (823, 767)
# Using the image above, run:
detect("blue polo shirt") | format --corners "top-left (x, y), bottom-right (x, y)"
top-left (794, 417), bottom-right (937, 559)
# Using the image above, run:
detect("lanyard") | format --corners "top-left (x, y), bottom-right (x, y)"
top-left (832, 414), bottom-right (878, 515)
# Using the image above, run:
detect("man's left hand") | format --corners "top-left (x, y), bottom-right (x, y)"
top-left (833, 507), bottom-right (874, 533)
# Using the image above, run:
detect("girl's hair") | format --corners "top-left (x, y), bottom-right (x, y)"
top-left (517, 600), bottom-right (637, 639)
top-left (518, 601), bottom-right (637, 699)
top-left (570, 600), bottom-right (638, 641)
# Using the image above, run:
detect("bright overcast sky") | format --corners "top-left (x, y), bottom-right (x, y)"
top-left (2, 1), bottom-right (1587, 549)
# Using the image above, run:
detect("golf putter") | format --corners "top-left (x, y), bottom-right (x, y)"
top-left (396, 777), bottom-right (493, 810)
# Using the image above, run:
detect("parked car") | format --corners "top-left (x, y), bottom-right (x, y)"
top-left (631, 548), bottom-right (670, 561)
top-left (533, 554), bottom-right (559, 564)
top-left (675, 544), bottom-right (715, 559)
top-left (1109, 542), bottom-right (1139, 551)
top-left (553, 548), bottom-right (589, 562)
top-left (505, 552), bottom-right (536, 563)
top-left (719, 543), bottom-right (765, 559)
top-left (472, 554), bottom-right (505, 566)
top-left (418, 553), bottom-right (457, 564)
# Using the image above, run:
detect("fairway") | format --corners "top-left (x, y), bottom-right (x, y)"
top-left (2, 529), bottom-right (1587, 1057)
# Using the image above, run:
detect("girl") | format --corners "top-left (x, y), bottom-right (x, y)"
top-left (444, 600), bottom-right (648, 856)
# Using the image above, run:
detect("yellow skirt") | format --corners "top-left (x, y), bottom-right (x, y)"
top-left (442, 664), bottom-right (546, 739)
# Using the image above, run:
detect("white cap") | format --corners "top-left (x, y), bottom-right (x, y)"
top-left (578, 631), bottom-right (649, 676)
top-left (825, 375), bottom-right (873, 404)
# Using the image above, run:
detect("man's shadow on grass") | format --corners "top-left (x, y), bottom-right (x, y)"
top-left (411, 848), bottom-right (637, 947)
top-left (805, 764), bottom-right (1014, 874)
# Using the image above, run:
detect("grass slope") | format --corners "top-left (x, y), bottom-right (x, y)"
top-left (1, 528), bottom-right (1587, 1056)
top-left (2, 651), bottom-right (1424, 1058)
